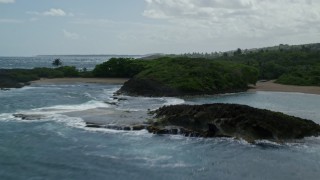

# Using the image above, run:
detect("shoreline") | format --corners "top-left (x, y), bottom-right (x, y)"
top-left (31, 78), bottom-right (129, 85)
top-left (30, 78), bottom-right (320, 95)
top-left (248, 80), bottom-right (320, 95)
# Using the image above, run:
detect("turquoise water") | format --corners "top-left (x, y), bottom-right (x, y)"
top-left (1, 83), bottom-right (320, 180)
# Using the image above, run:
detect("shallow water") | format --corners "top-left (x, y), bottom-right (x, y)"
top-left (1, 84), bottom-right (320, 180)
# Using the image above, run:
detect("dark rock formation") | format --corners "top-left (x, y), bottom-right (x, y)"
top-left (116, 78), bottom-right (246, 97)
top-left (116, 78), bottom-right (180, 97)
top-left (104, 101), bottom-right (118, 106)
top-left (85, 122), bottom-right (148, 131)
top-left (13, 114), bottom-right (46, 120)
top-left (132, 125), bottom-right (147, 131)
top-left (149, 104), bottom-right (320, 142)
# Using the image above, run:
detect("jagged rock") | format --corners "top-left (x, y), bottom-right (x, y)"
top-left (132, 125), bottom-right (147, 131)
top-left (85, 122), bottom-right (148, 131)
top-left (123, 126), bottom-right (131, 131)
top-left (85, 122), bottom-right (105, 128)
top-left (117, 98), bottom-right (128, 101)
top-left (112, 97), bottom-right (128, 101)
top-left (117, 78), bottom-right (180, 97)
top-left (13, 114), bottom-right (46, 120)
top-left (150, 104), bottom-right (320, 142)
top-left (104, 101), bottom-right (118, 106)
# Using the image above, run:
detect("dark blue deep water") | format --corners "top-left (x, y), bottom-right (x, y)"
top-left (1, 83), bottom-right (320, 180)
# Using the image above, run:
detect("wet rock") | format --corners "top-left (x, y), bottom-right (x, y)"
top-left (13, 114), bottom-right (46, 120)
top-left (117, 98), bottom-right (128, 101)
top-left (150, 104), bottom-right (320, 142)
top-left (105, 125), bottom-right (124, 130)
top-left (85, 122), bottom-right (106, 128)
top-left (85, 122), bottom-right (147, 131)
top-left (104, 101), bottom-right (118, 106)
top-left (132, 125), bottom-right (146, 131)
top-left (112, 96), bottom-right (128, 101)
top-left (123, 126), bottom-right (131, 131)
top-left (117, 78), bottom-right (180, 97)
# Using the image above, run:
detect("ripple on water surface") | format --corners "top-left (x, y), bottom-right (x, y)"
top-left (1, 84), bottom-right (320, 180)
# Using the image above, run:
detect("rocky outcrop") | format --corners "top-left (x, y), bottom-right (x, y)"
top-left (149, 104), bottom-right (320, 142)
top-left (85, 122), bottom-right (149, 131)
top-left (116, 78), bottom-right (246, 97)
top-left (13, 114), bottom-right (46, 120)
top-left (116, 78), bottom-right (180, 97)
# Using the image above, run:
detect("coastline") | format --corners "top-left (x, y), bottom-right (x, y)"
top-left (248, 80), bottom-right (320, 95)
top-left (30, 78), bottom-right (320, 95)
top-left (31, 78), bottom-right (129, 85)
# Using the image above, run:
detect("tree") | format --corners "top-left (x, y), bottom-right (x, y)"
top-left (234, 48), bottom-right (242, 56)
top-left (52, 58), bottom-right (62, 67)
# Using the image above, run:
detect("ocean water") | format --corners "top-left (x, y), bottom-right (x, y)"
top-left (1, 57), bottom-right (320, 180)
top-left (1, 83), bottom-right (320, 180)
top-left (0, 55), bottom-right (142, 70)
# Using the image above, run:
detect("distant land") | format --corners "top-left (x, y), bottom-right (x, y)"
top-left (141, 42), bottom-right (320, 59)
top-left (36, 54), bottom-right (143, 57)
top-left (1, 42), bottom-right (319, 92)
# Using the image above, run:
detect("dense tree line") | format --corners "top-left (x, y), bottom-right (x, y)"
top-left (92, 58), bottom-right (145, 78)
top-left (213, 49), bottom-right (320, 86)
top-left (0, 66), bottom-right (86, 88)
top-left (93, 57), bottom-right (259, 95)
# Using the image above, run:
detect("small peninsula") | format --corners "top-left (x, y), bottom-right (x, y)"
top-left (115, 57), bottom-right (259, 96)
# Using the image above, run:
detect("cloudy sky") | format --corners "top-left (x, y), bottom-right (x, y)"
top-left (0, 0), bottom-right (319, 56)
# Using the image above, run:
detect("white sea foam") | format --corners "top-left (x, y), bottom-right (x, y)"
top-left (1, 100), bottom-right (111, 129)
top-left (163, 97), bottom-right (185, 106)
top-left (16, 86), bottom-right (42, 91)
top-left (0, 113), bottom-right (14, 122)
top-left (0, 86), bottom-right (42, 93)
top-left (26, 100), bottom-right (110, 114)
top-left (50, 114), bottom-right (86, 129)
top-left (83, 127), bottom-right (127, 134)
top-left (157, 162), bottom-right (190, 168)
top-left (103, 87), bottom-right (120, 95)
top-left (83, 92), bottom-right (96, 100)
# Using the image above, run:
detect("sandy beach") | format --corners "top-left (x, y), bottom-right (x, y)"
top-left (31, 78), bottom-right (129, 85)
top-left (31, 78), bottom-right (320, 95)
top-left (249, 80), bottom-right (320, 95)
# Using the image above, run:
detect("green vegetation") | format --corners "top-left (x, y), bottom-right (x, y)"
top-left (216, 48), bottom-right (320, 86)
top-left (52, 58), bottom-right (63, 67)
top-left (92, 57), bottom-right (259, 95)
top-left (137, 57), bottom-right (258, 92)
top-left (90, 56), bottom-right (259, 96)
top-left (149, 44), bottom-right (319, 86)
top-left (0, 66), bottom-right (89, 88)
top-left (92, 58), bottom-right (146, 78)
top-left (0, 58), bottom-right (97, 88)
top-left (1, 43), bottom-right (319, 90)
top-left (171, 44), bottom-right (320, 86)
top-left (0, 69), bottom-right (38, 88)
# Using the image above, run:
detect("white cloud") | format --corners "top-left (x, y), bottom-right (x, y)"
top-left (0, 0), bottom-right (15, 3)
top-left (63, 30), bottom-right (80, 39)
top-left (27, 8), bottom-right (73, 17)
top-left (44, 8), bottom-right (66, 16)
top-left (143, 0), bottom-right (320, 39)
